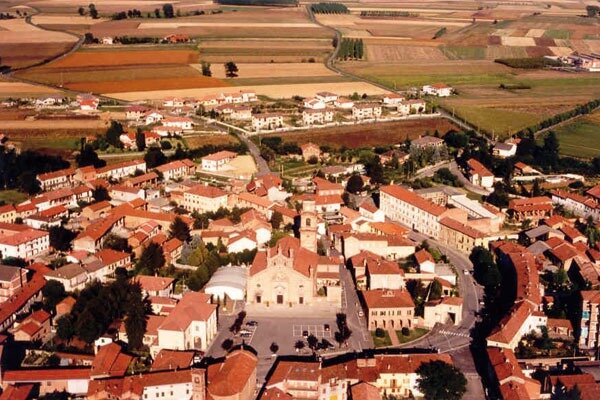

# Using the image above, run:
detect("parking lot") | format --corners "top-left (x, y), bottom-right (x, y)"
top-left (292, 324), bottom-right (333, 339)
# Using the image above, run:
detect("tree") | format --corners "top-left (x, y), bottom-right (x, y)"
top-left (270, 211), bottom-right (283, 229)
top-left (49, 226), bottom-right (76, 252)
top-left (93, 185), bottom-right (110, 202)
top-left (201, 61), bottom-right (212, 77)
top-left (162, 3), bottom-right (175, 18)
top-left (365, 156), bottom-right (384, 185)
top-left (124, 282), bottom-right (147, 350)
top-left (169, 216), bottom-right (190, 242)
top-left (144, 147), bottom-right (166, 169)
top-left (103, 233), bottom-right (130, 252)
top-left (154, 8), bottom-right (160, 17)
top-left (334, 313), bottom-right (352, 347)
top-left (56, 315), bottom-right (75, 341)
top-left (221, 338), bottom-right (233, 351)
top-left (135, 242), bottom-right (165, 275)
top-left (42, 280), bottom-right (66, 312)
top-left (78, 6), bottom-right (85, 15)
top-left (470, 246), bottom-right (501, 288)
top-left (105, 120), bottom-right (124, 148)
top-left (429, 279), bottom-right (442, 300)
top-left (294, 340), bottom-right (305, 351)
top-left (269, 342), bottom-right (279, 353)
top-left (88, 3), bottom-right (98, 19)
top-left (346, 174), bottom-right (364, 194)
top-left (76, 308), bottom-right (102, 343)
top-left (587, 5), bottom-right (600, 17)
top-left (76, 144), bottom-right (105, 168)
top-left (224, 61), bottom-right (239, 78)
top-left (135, 129), bottom-right (146, 151)
top-left (18, 171), bottom-right (40, 195)
top-left (307, 334), bottom-right (319, 351)
top-left (416, 360), bottom-right (467, 400)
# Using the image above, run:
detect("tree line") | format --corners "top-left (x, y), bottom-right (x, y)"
top-left (111, 9), bottom-right (142, 20)
top-left (494, 57), bottom-right (562, 69)
top-left (310, 2), bottom-right (349, 14)
top-left (216, 0), bottom-right (298, 5)
top-left (516, 97), bottom-right (600, 136)
top-left (337, 38), bottom-right (364, 60)
top-left (360, 10), bottom-right (414, 17)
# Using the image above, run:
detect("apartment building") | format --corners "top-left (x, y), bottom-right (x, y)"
top-left (363, 289), bottom-right (415, 330)
top-left (251, 113), bottom-right (284, 131)
top-left (183, 185), bottom-right (228, 213)
top-left (351, 103), bottom-right (382, 120)
top-left (580, 290), bottom-right (600, 349)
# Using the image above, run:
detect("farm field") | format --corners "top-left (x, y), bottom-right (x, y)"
top-left (15, 48), bottom-right (229, 93)
top-left (197, 63), bottom-right (338, 79)
top-left (109, 81), bottom-right (389, 100)
top-left (0, 81), bottom-right (59, 97)
top-left (184, 134), bottom-right (240, 149)
top-left (553, 111), bottom-right (600, 158)
top-left (260, 119), bottom-right (458, 148)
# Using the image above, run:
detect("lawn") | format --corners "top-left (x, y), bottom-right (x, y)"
top-left (0, 190), bottom-right (28, 205)
top-left (553, 116), bottom-right (600, 158)
top-left (371, 331), bottom-right (392, 348)
top-left (396, 328), bottom-right (429, 344)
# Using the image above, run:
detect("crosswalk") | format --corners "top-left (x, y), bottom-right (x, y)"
top-left (439, 329), bottom-right (471, 339)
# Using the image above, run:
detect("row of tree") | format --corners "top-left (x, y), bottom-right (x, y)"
top-left (360, 10), bottom-right (413, 17)
top-left (111, 9), bottom-right (143, 20)
top-left (337, 38), bottom-right (364, 60)
top-left (516, 97), bottom-right (600, 136)
top-left (215, 0), bottom-right (298, 5)
top-left (494, 57), bottom-right (562, 69)
top-left (310, 2), bottom-right (349, 14)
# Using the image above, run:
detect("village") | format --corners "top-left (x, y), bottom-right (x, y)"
top-left (0, 72), bottom-right (597, 400)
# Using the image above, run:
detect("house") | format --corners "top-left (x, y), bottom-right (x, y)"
top-left (552, 190), bottom-right (600, 221)
top-left (119, 131), bottom-right (160, 149)
top-left (2, 368), bottom-right (91, 396)
top-left (303, 98), bottom-right (326, 110)
top-left (334, 97), bottom-right (354, 109)
top-left (359, 202), bottom-right (385, 222)
top-left (236, 192), bottom-right (274, 219)
top-left (466, 158), bottom-right (495, 189)
top-left (14, 309), bottom-right (51, 342)
top-left (398, 99), bottom-right (426, 115)
top-left (423, 297), bottom-right (463, 328)
top-left (207, 349), bottom-right (258, 400)
top-left (144, 110), bottom-right (164, 125)
top-left (44, 263), bottom-right (88, 292)
top-left (508, 196), bottom-right (553, 223)
top-left (415, 248), bottom-right (435, 273)
top-left (163, 34), bottom-right (190, 43)
top-left (80, 98), bottom-right (99, 112)
top-left (580, 290), bottom-right (600, 349)
top-left (0, 204), bottom-right (16, 224)
top-left (423, 83), bottom-right (453, 97)
top-left (183, 185), bottom-right (228, 213)
top-left (251, 113), bottom-right (284, 131)
top-left (486, 300), bottom-right (546, 349)
top-left (156, 159), bottom-right (196, 181)
top-left (216, 104), bottom-right (252, 120)
top-left (0, 228), bottom-right (50, 260)
top-left (493, 141), bottom-right (518, 158)
top-left (365, 257), bottom-right (405, 290)
top-left (37, 168), bottom-right (75, 191)
top-left (313, 177), bottom-right (344, 196)
top-left (227, 231), bottom-right (258, 253)
top-left (156, 291), bottom-right (218, 354)
top-left (201, 151), bottom-right (237, 172)
top-left (341, 233), bottom-right (416, 260)
top-left (300, 142), bottom-right (320, 162)
top-left (162, 117), bottom-right (193, 131)
top-left (72, 214), bottom-right (125, 252)
top-left (410, 135), bottom-right (444, 150)
top-left (567, 53), bottom-right (600, 71)
top-left (135, 275), bottom-right (174, 298)
top-left (96, 160), bottom-right (147, 181)
top-left (352, 103), bottom-right (382, 120)
top-left (487, 347), bottom-right (541, 400)
top-left (363, 289), bottom-right (415, 330)
top-left (382, 93), bottom-right (405, 106)
top-left (302, 108), bottom-right (334, 125)
top-left (438, 217), bottom-right (488, 254)
top-left (315, 91), bottom-right (338, 103)
top-left (0, 265), bottom-right (28, 303)
top-left (125, 105), bottom-right (148, 121)
top-left (514, 161), bottom-right (541, 176)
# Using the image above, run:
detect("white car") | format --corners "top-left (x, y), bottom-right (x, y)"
top-left (358, 310), bottom-right (364, 317)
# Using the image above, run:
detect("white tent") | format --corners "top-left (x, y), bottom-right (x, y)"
top-left (204, 265), bottom-right (248, 301)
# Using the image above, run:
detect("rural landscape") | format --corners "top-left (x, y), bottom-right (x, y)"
top-left (0, 0), bottom-right (599, 399)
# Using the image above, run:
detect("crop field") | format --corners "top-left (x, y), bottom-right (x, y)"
top-left (184, 134), bottom-right (240, 149)
top-left (553, 111), bottom-right (600, 158)
top-left (199, 63), bottom-right (338, 79)
top-left (261, 119), bottom-right (458, 148)
top-left (0, 81), bottom-right (59, 98)
top-left (45, 49), bottom-right (200, 68)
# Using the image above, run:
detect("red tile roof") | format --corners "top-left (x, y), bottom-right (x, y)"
top-left (208, 349), bottom-right (257, 397)
top-left (467, 158), bottom-right (494, 177)
top-left (363, 289), bottom-right (415, 309)
top-left (159, 291), bottom-right (216, 332)
top-left (151, 350), bottom-right (195, 371)
top-left (380, 185), bottom-right (446, 216)
top-left (90, 342), bottom-right (134, 378)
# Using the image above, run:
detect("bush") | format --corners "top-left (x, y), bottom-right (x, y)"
top-left (401, 327), bottom-right (410, 336)
top-left (307, 155), bottom-right (319, 165)
top-left (160, 140), bottom-right (173, 150)
top-left (375, 328), bottom-right (386, 338)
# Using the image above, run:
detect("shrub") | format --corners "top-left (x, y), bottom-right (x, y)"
top-left (401, 327), bottom-right (410, 336)
top-left (160, 140), bottom-right (173, 150)
top-left (375, 328), bottom-right (386, 338)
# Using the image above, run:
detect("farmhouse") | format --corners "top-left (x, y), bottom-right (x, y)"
top-left (315, 91), bottom-right (338, 103)
top-left (162, 117), bottom-right (193, 131)
top-left (352, 103), bottom-right (382, 120)
top-left (382, 93), bottom-right (405, 106)
top-left (493, 141), bottom-right (518, 158)
top-left (144, 110), bottom-right (164, 125)
top-left (410, 135), bottom-right (444, 150)
top-left (125, 105), bottom-right (148, 121)
top-left (303, 98), bottom-right (326, 110)
top-left (302, 108), bottom-right (334, 126)
top-left (251, 113), bottom-right (284, 131)
top-left (334, 97), bottom-right (354, 109)
top-left (400, 99), bottom-right (426, 114)
top-left (423, 83), bottom-right (453, 97)
top-left (201, 151), bottom-right (237, 172)
top-left (567, 53), bottom-right (600, 72)
top-left (466, 158), bottom-right (495, 189)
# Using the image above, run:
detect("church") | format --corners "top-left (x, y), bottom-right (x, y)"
top-left (246, 201), bottom-right (342, 307)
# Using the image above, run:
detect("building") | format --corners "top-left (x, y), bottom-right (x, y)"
top-left (300, 142), bottom-right (320, 162)
top-left (37, 168), bottom-right (75, 191)
top-left (201, 151), bottom-right (237, 172)
top-left (206, 349), bottom-right (258, 400)
top-left (162, 117), bottom-right (193, 130)
top-left (135, 275), bottom-right (174, 297)
top-left (351, 103), bottom-right (382, 120)
top-left (315, 91), bottom-right (338, 103)
top-left (156, 291), bottom-right (218, 354)
top-left (156, 159), bottom-right (196, 181)
top-left (382, 93), bottom-right (405, 106)
top-left (552, 190), bottom-right (600, 221)
top-left (251, 114), bottom-right (284, 131)
top-left (493, 141), bottom-right (518, 158)
top-left (363, 289), bottom-right (415, 330)
top-left (415, 249), bottom-right (435, 273)
top-left (466, 158), bottom-right (495, 189)
top-left (313, 177), bottom-right (344, 196)
top-left (303, 98), bottom-right (326, 110)
top-left (487, 347), bottom-right (541, 400)
top-left (96, 160), bottom-right (147, 181)
top-left (0, 228), bottom-right (50, 260)
top-left (13, 309), bottom-right (51, 342)
top-left (0, 264), bottom-right (28, 303)
top-left (183, 185), bottom-right (228, 213)
top-left (508, 196), bottom-right (554, 223)
top-left (423, 297), bottom-right (463, 328)
top-left (246, 236), bottom-right (342, 307)
top-left (422, 83), bottom-right (453, 97)
top-left (579, 290), bottom-right (600, 349)
top-left (302, 108), bottom-right (334, 125)
top-left (410, 135), bottom-right (444, 150)
top-left (0, 205), bottom-right (16, 224)
top-left (438, 217), bottom-right (488, 254)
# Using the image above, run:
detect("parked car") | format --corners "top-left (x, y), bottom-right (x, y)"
top-left (302, 330), bottom-right (309, 338)
top-left (240, 332), bottom-right (252, 338)
top-left (239, 329), bottom-right (251, 335)
top-left (358, 310), bottom-right (364, 317)
top-left (246, 320), bottom-right (258, 327)
top-left (324, 324), bottom-right (330, 332)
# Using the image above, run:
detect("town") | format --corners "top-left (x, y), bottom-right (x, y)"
top-left (0, 0), bottom-right (600, 399)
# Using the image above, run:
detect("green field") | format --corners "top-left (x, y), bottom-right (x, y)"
top-left (553, 116), bottom-right (600, 158)
top-left (397, 328), bottom-right (429, 344)
top-left (0, 190), bottom-right (28, 205)
top-left (371, 331), bottom-right (392, 348)
top-left (442, 105), bottom-right (542, 137)
top-left (440, 46), bottom-right (486, 60)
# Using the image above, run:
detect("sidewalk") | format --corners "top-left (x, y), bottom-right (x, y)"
top-left (388, 328), bottom-right (400, 346)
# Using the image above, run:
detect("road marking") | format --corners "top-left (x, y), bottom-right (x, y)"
top-left (439, 329), bottom-right (471, 339)
top-left (293, 324), bottom-right (332, 338)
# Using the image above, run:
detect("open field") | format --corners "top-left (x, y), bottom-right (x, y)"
top-left (0, 81), bottom-right (59, 97)
top-left (109, 81), bottom-right (389, 100)
top-left (553, 111), bottom-right (600, 158)
top-left (0, 18), bottom-right (75, 43)
top-left (197, 38), bottom-right (333, 62)
top-left (44, 49), bottom-right (200, 68)
top-left (184, 134), bottom-right (240, 149)
top-left (0, 190), bottom-right (28, 205)
top-left (199, 63), bottom-right (337, 79)
top-left (260, 119), bottom-right (458, 148)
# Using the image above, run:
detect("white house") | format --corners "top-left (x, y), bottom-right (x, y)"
top-left (302, 109), bottom-right (334, 126)
top-left (466, 158), bottom-right (495, 189)
top-left (303, 98), bottom-right (326, 110)
top-left (144, 111), bottom-right (164, 125)
top-left (493, 141), bottom-right (518, 158)
top-left (251, 114), bottom-right (284, 131)
top-left (315, 91), bottom-right (338, 103)
top-left (0, 228), bottom-right (50, 260)
top-left (423, 83), bottom-right (453, 97)
top-left (352, 103), bottom-right (382, 120)
top-left (226, 232), bottom-right (258, 254)
top-left (201, 151), bottom-right (237, 172)
top-left (382, 93), bottom-right (405, 106)
top-left (162, 117), bottom-right (193, 131)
